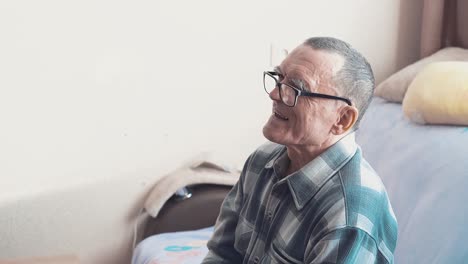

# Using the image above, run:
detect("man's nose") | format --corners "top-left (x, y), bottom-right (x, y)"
top-left (269, 86), bottom-right (281, 101)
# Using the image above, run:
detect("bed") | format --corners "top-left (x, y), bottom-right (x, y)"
top-left (132, 184), bottom-right (231, 264)
top-left (132, 0), bottom-right (468, 263)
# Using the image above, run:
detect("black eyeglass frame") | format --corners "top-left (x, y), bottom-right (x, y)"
top-left (263, 71), bottom-right (352, 107)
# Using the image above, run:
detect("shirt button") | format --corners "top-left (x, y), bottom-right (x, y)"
top-left (268, 211), bottom-right (273, 218)
top-left (253, 256), bottom-right (260, 263)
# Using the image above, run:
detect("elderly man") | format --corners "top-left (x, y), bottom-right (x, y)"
top-left (202, 37), bottom-right (397, 264)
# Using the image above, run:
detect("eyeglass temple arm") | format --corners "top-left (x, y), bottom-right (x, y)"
top-left (299, 90), bottom-right (352, 106)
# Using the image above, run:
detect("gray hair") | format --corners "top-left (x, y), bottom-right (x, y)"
top-left (303, 37), bottom-right (375, 128)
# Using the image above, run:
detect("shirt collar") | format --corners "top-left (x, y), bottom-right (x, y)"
top-left (265, 133), bottom-right (358, 210)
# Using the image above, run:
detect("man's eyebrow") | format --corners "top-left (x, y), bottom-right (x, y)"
top-left (274, 66), bottom-right (307, 90)
top-left (273, 66), bottom-right (283, 75)
top-left (290, 78), bottom-right (307, 91)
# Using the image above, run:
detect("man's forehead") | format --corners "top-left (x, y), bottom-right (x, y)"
top-left (279, 45), bottom-right (344, 77)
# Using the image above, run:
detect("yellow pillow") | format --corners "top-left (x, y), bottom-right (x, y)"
top-left (403, 61), bottom-right (468, 125)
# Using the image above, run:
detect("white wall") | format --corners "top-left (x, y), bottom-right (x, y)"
top-left (0, 0), bottom-right (423, 263)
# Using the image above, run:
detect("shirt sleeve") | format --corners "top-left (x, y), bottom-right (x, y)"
top-left (305, 227), bottom-right (391, 264)
top-left (201, 156), bottom-right (250, 264)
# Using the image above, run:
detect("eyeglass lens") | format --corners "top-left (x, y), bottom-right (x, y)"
top-left (264, 73), bottom-right (296, 106)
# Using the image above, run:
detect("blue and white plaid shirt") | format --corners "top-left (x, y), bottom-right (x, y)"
top-left (203, 134), bottom-right (398, 264)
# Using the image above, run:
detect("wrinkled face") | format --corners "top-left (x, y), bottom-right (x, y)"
top-left (262, 44), bottom-right (345, 147)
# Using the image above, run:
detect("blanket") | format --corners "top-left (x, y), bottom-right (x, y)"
top-left (144, 154), bottom-right (241, 218)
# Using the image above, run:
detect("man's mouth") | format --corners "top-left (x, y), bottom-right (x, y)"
top-left (273, 111), bottom-right (289, 121)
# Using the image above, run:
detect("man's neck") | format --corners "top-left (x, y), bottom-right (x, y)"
top-left (285, 137), bottom-right (341, 176)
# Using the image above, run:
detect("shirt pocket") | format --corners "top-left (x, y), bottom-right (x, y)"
top-left (234, 217), bottom-right (254, 255)
top-left (268, 242), bottom-right (302, 264)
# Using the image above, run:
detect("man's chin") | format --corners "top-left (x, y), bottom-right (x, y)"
top-left (263, 126), bottom-right (285, 145)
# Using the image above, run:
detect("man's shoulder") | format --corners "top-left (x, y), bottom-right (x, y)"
top-left (339, 150), bottom-right (394, 215)
top-left (336, 148), bottom-right (398, 258)
top-left (339, 149), bottom-right (391, 212)
top-left (340, 149), bottom-right (386, 195)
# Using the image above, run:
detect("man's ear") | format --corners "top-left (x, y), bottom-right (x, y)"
top-left (332, 106), bottom-right (358, 135)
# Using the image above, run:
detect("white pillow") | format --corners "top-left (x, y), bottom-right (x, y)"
top-left (375, 47), bottom-right (468, 103)
top-left (402, 61), bottom-right (468, 125)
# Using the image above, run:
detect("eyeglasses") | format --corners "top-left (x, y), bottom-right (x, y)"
top-left (263, 71), bottom-right (352, 107)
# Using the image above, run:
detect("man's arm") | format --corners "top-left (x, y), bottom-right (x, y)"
top-left (305, 227), bottom-right (392, 264)
top-left (202, 156), bottom-right (250, 263)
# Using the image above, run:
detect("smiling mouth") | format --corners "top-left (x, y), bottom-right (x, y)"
top-left (274, 111), bottom-right (289, 121)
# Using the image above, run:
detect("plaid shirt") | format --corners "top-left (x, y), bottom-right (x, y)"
top-left (203, 134), bottom-right (398, 264)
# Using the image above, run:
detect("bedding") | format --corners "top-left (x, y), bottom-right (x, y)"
top-left (132, 227), bottom-right (213, 264)
top-left (356, 97), bottom-right (468, 264)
